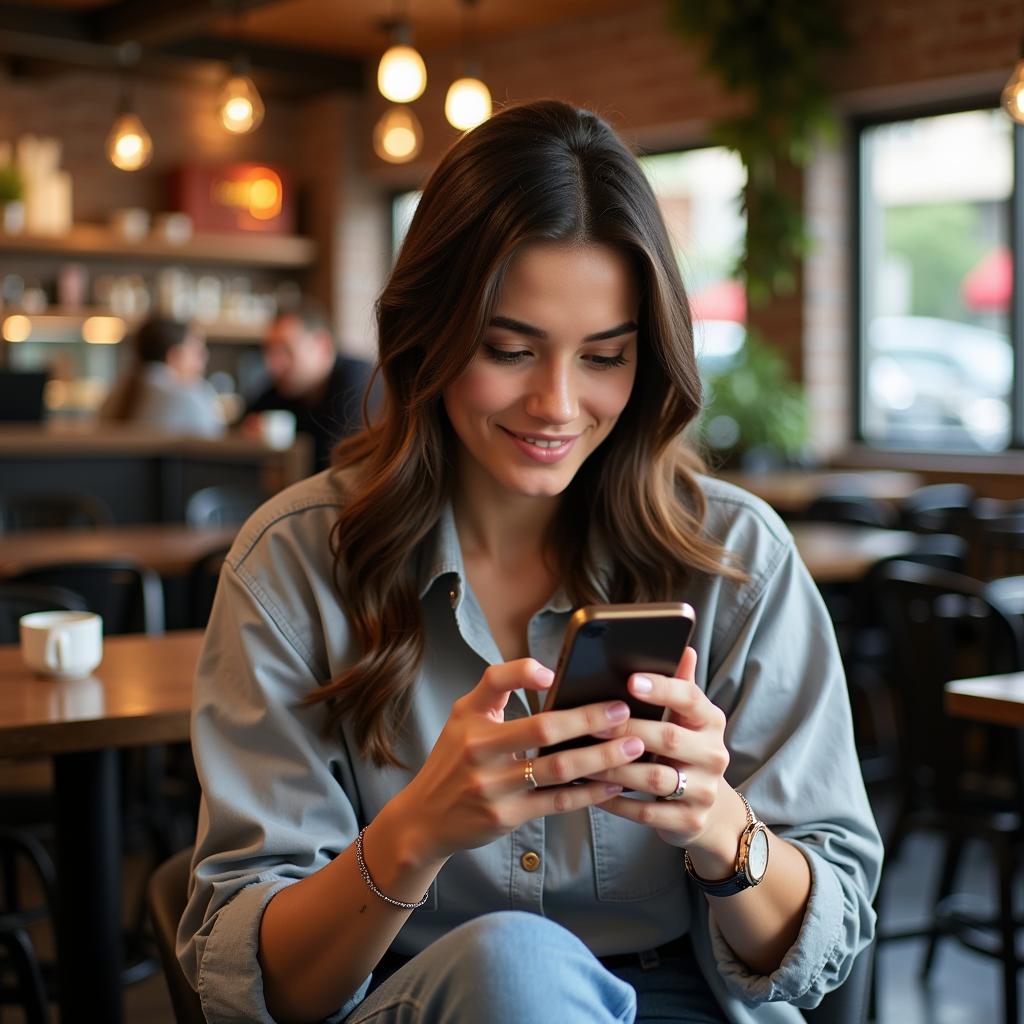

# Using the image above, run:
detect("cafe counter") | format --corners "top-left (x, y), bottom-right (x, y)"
top-left (0, 422), bottom-right (314, 523)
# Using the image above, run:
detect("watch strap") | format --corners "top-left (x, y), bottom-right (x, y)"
top-left (683, 792), bottom-right (765, 897)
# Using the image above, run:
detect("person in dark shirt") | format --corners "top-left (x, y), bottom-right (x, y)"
top-left (244, 299), bottom-right (375, 470)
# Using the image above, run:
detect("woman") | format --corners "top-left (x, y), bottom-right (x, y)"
top-left (101, 316), bottom-right (224, 437)
top-left (179, 101), bottom-right (880, 1024)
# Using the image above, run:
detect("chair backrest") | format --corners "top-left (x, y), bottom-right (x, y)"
top-left (147, 845), bottom-right (206, 1024)
top-left (186, 545), bottom-right (231, 629)
top-left (185, 486), bottom-right (264, 529)
top-left (898, 483), bottom-right (975, 534)
top-left (803, 495), bottom-right (898, 529)
top-left (875, 560), bottom-right (1024, 812)
top-left (0, 582), bottom-right (90, 645)
top-left (802, 937), bottom-right (875, 1024)
top-left (8, 560), bottom-right (165, 636)
top-left (978, 513), bottom-right (1024, 580)
top-left (0, 492), bottom-right (113, 532)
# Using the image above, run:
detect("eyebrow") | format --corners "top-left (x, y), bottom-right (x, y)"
top-left (488, 315), bottom-right (638, 342)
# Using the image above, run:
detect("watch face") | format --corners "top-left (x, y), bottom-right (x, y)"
top-left (747, 826), bottom-right (769, 881)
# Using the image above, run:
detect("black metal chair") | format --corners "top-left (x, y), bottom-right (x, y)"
top-left (0, 582), bottom-right (90, 645)
top-left (7, 560), bottom-right (165, 637)
top-left (0, 492), bottom-right (113, 533)
top-left (804, 494), bottom-right (898, 530)
top-left (0, 828), bottom-right (56, 1024)
top-left (839, 534), bottom-right (969, 786)
top-left (898, 483), bottom-right (975, 536)
top-left (185, 485), bottom-right (264, 529)
top-left (146, 845), bottom-right (206, 1024)
top-left (874, 560), bottom-right (1024, 1024)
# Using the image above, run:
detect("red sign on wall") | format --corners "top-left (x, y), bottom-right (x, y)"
top-left (174, 163), bottom-right (296, 234)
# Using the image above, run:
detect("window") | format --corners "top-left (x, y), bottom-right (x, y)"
top-left (858, 108), bottom-right (1016, 452)
top-left (639, 147), bottom-right (747, 377)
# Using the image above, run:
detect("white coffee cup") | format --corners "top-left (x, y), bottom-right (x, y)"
top-left (19, 610), bottom-right (103, 679)
top-left (259, 409), bottom-right (297, 449)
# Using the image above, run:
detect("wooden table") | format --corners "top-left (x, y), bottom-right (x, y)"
top-left (0, 630), bottom-right (202, 1024)
top-left (945, 672), bottom-right (1024, 728)
top-left (790, 523), bottom-right (921, 583)
top-left (719, 469), bottom-right (923, 517)
top-left (0, 523), bottom-right (237, 579)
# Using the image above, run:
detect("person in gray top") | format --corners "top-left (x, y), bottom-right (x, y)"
top-left (179, 101), bottom-right (881, 1024)
top-left (101, 316), bottom-right (224, 437)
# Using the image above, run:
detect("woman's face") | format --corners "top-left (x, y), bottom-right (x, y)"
top-left (443, 241), bottom-right (639, 502)
top-left (167, 330), bottom-right (208, 382)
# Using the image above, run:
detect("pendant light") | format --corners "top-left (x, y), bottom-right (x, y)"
top-left (377, 10), bottom-right (427, 104)
top-left (373, 105), bottom-right (424, 163)
top-left (445, 0), bottom-right (491, 131)
top-left (1003, 48), bottom-right (1024, 124)
top-left (219, 6), bottom-right (265, 135)
top-left (107, 42), bottom-right (152, 172)
top-left (219, 56), bottom-right (265, 134)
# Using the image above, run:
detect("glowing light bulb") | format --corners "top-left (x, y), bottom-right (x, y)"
top-left (377, 43), bottom-right (427, 103)
top-left (1004, 58), bottom-right (1024, 124)
top-left (219, 73), bottom-right (265, 134)
top-left (373, 106), bottom-right (423, 164)
top-left (106, 112), bottom-right (153, 171)
top-left (445, 76), bottom-right (492, 130)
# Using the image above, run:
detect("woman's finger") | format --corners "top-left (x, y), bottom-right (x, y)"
top-left (627, 669), bottom-right (719, 729)
top-left (457, 659), bottom-right (554, 716)
top-left (512, 733), bottom-right (646, 790)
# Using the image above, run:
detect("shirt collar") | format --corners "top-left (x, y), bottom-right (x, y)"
top-left (417, 501), bottom-right (574, 615)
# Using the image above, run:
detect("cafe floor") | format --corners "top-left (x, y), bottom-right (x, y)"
top-left (8, 788), bottom-right (1015, 1023)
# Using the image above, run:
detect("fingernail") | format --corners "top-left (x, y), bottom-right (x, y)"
top-left (535, 665), bottom-right (554, 685)
top-left (604, 784), bottom-right (624, 796)
top-left (605, 701), bottom-right (629, 722)
top-left (632, 675), bottom-right (653, 694)
top-left (622, 737), bottom-right (644, 757)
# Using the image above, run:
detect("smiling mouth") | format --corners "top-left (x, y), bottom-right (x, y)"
top-left (501, 428), bottom-right (576, 449)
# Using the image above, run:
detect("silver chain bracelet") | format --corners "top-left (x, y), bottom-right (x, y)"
top-left (355, 826), bottom-right (429, 911)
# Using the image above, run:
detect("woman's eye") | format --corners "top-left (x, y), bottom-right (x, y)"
top-left (483, 345), bottom-right (530, 364)
top-left (587, 353), bottom-right (629, 370)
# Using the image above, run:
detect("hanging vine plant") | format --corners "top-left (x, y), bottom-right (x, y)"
top-left (669, 0), bottom-right (847, 304)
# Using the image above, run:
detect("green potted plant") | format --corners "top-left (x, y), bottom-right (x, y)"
top-left (0, 162), bottom-right (25, 235)
top-left (699, 330), bottom-right (810, 470)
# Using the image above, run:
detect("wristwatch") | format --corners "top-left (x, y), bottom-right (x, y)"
top-left (684, 792), bottom-right (769, 897)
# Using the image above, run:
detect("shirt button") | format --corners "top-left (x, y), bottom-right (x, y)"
top-left (449, 586), bottom-right (459, 608)
top-left (520, 850), bottom-right (541, 872)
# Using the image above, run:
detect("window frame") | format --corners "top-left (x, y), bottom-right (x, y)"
top-left (850, 95), bottom-right (1022, 453)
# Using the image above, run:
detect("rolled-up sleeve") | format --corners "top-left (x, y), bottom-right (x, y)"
top-left (702, 534), bottom-right (882, 1008)
top-left (177, 554), bottom-right (369, 1023)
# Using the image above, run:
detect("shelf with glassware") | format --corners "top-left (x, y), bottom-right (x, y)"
top-left (0, 224), bottom-right (316, 268)
top-left (0, 307), bottom-right (272, 345)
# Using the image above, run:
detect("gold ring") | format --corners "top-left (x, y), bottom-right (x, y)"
top-left (524, 759), bottom-right (538, 790)
top-left (660, 766), bottom-right (687, 801)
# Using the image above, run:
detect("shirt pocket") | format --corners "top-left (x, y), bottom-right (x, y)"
top-left (589, 805), bottom-right (687, 902)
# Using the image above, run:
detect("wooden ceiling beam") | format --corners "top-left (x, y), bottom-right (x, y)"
top-left (96, 0), bottom-right (281, 48)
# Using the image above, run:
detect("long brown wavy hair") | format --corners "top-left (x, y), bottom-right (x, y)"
top-left (313, 100), bottom-right (745, 767)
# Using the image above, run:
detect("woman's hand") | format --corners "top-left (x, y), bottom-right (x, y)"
top-left (392, 658), bottom-right (648, 864)
top-left (589, 648), bottom-right (733, 851)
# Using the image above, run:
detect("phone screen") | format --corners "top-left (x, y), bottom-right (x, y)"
top-left (538, 602), bottom-right (696, 758)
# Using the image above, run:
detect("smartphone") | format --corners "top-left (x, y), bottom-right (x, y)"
top-left (538, 602), bottom-right (696, 759)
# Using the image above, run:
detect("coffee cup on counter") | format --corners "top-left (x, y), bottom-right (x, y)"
top-left (19, 610), bottom-right (103, 679)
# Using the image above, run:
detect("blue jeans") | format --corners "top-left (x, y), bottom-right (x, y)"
top-left (342, 911), bottom-right (727, 1024)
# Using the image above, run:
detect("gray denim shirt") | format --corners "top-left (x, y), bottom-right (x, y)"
top-left (178, 469), bottom-right (881, 1024)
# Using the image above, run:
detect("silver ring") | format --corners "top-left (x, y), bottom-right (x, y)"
top-left (660, 766), bottom-right (687, 801)
top-left (524, 759), bottom-right (538, 790)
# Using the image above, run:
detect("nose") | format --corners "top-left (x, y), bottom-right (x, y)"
top-left (524, 358), bottom-right (579, 425)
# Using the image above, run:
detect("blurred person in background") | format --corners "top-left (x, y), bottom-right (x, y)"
top-left (243, 299), bottom-right (376, 469)
top-left (101, 316), bottom-right (224, 437)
